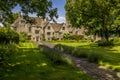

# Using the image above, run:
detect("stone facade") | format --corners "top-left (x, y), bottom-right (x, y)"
top-left (11, 15), bottom-right (85, 42)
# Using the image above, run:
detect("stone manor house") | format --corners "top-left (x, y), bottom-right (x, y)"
top-left (11, 15), bottom-right (85, 42)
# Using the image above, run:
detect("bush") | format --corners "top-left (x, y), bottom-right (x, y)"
top-left (63, 33), bottom-right (72, 40)
top-left (0, 27), bottom-right (19, 44)
top-left (52, 36), bottom-right (57, 41)
top-left (87, 52), bottom-right (103, 63)
top-left (72, 47), bottom-right (88, 58)
top-left (113, 37), bottom-right (120, 43)
top-left (39, 45), bottom-right (72, 65)
top-left (71, 34), bottom-right (84, 41)
top-left (19, 32), bottom-right (28, 42)
top-left (54, 44), bottom-right (103, 64)
top-left (97, 41), bottom-right (114, 46)
top-left (0, 44), bottom-right (19, 72)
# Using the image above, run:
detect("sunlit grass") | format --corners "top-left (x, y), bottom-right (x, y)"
top-left (1, 42), bottom-right (94, 80)
top-left (53, 41), bottom-right (120, 72)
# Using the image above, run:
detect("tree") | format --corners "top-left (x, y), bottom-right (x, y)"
top-left (0, 0), bottom-right (58, 25)
top-left (0, 27), bottom-right (19, 44)
top-left (65, 0), bottom-right (120, 42)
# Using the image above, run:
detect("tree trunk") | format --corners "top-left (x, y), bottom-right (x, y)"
top-left (102, 16), bottom-right (109, 42)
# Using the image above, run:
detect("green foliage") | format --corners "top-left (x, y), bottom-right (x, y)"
top-left (0, 42), bottom-right (94, 80)
top-left (0, 0), bottom-right (58, 24)
top-left (88, 52), bottom-right (103, 63)
top-left (53, 41), bottom-right (120, 71)
top-left (52, 36), bottom-right (57, 41)
top-left (72, 47), bottom-right (88, 58)
top-left (63, 33), bottom-right (72, 40)
top-left (0, 27), bottom-right (19, 44)
top-left (65, 0), bottom-right (120, 42)
top-left (0, 44), bottom-right (19, 78)
top-left (19, 32), bottom-right (28, 42)
top-left (71, 34), bottom-right (84, 41)
top-left (54, 44), bottom-right (104, 64)
top-left (97, 41), bottom-right (114, 46)
top-left (40, 45), bottom-right (72, 65)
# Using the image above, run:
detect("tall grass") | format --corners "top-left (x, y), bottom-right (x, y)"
top-left (53, 40), bottom-right (120, 72)
top-left (39, 45), bottom-right (73, 65)
top-left (54, 44), bottom-right (104, 63)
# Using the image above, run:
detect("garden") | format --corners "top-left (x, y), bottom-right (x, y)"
top-left (0, 27), bottom-right (94, 80)
top-left (53, 39), bottom-right (120, 72)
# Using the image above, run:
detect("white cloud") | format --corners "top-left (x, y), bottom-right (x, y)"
top-left (56, 16), bottom-right (66, 23)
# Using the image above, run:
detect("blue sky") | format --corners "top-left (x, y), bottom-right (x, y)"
top-left (12, 0), bottom-right (66, 23)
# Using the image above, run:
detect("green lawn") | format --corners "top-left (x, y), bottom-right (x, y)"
top-left (1, 42), bottom-right (94, 80)
top-left (53, 41), bottom-right (120, 72)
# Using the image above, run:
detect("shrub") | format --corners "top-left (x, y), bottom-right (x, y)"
top-left (52, 36), bottom-right (57, 41)
top-left (0, 44), bottom-right (19, 71)
top-left (63, 33), bottom-right (72, 40)
top-left (54, 44), bottom-right (103, 64)
top-left (87, 52), bottom-right (103, 63)
top-left (39, 45), bottom-right (72, 65)
top-left (19, 32), bottom-right (28, 42)
top-left (61, 45), bottom-right (74, 54)
top-left (71, 34), bottom-right (84, 41)
top-left (0, 27), bottom-right (19, 44)
top-left (113, 37), bottom-right (120, 43)
top-left (97, 41), bottom-right (114, 46)
top-left (72, 47), bottom-right (88, 58)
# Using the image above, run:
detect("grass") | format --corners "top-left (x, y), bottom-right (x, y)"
top-left (0, 42), bottom-right (94, 80)
top-left (53, 40), bottom-right (120, 72)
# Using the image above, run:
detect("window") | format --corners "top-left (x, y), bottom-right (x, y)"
top-left (47, 32), bottom-right (51, 35)
top-left (53, 32), bottom-right (54, 35)
top-left (59, 32), bottom-right (62, 35)
top-left (29, 27), bottom-right (31, 32)
top-left (48, 38), bottom-right (50, 40)
top-left (21, 20), bottom-right (25, 23)
top-left (14, 26), bottom-right (17, 30)
top-left (48, 26), bottom-right (50, 30)
top-left (35, 30), bottom-right (39, 34)
top-left (75, 31), bottom-right (78, 34)
top-left (62, 27), bottom-right (65, 30)
top-left (28, 35), bottom-right (31, 40)
top-left (36, 26), bottom-right (39, 28)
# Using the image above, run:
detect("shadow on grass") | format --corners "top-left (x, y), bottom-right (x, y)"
top-left (1, 46), bottom-right (94, 80)
top-left (54, 43), bottom-right (120, 71)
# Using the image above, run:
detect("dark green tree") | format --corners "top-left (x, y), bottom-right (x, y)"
top-left (65, 0), bottom-right (120, 42)
top-left (0, 0), bottom-right (58, 25)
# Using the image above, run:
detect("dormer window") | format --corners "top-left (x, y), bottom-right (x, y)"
top-left (62, 27), bottom-right (65, 30)
top-left (48, 26), bottom-right (50, 30)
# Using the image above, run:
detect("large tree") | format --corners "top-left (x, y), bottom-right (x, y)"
top-left (65, 0), bottom-right (120, 42)
top-left (0, 0), bottom-right (58, 24)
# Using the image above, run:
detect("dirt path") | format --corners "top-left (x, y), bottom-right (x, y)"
top-left (40, 42), bottom-right (120, 80)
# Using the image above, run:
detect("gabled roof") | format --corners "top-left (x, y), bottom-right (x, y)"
top-left (11, 17), bottom-right (22, 27)
top-left (50, 23), bottom-right (64, 32)
top-left (11, 16), bottom-right (46, 28)
top-left (67, 25), bottom-right (74, 32)
top-left (33, 17), bottom-right (43, 25)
